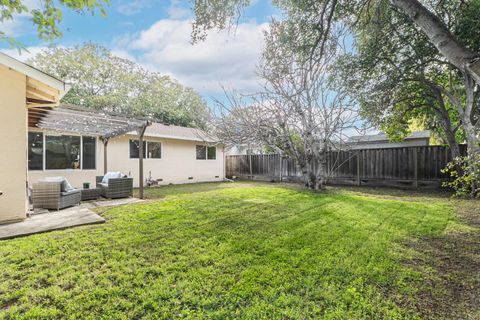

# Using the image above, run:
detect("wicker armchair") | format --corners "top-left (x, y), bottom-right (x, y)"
top-left (32, 181), bottom-right (81, 210)
top-left (96, 176), bottom-right (133, 199)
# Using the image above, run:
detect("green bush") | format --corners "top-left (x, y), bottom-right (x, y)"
top-left (442, 153), bottom-right (480, 198)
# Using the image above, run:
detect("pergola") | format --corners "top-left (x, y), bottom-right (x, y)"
top-left (28, 104), bottom-right (152, 199)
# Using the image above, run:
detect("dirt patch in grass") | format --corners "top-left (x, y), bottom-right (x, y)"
top-left (401, 201), bottom-right (480, 320)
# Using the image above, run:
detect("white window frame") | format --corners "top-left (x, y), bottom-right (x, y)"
top-left (196, 145), bottom-right (216, 160)
top-left (28, 131), bottom-right (97, 171)
top-left (129, 139), bottom-right (162, 160)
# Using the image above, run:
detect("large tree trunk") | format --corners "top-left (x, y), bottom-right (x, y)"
top-left (443, 124), bottom-right (461, 158)
top-left (431, 87), bottom-right (461, 158)
top-left (390, 0), bottom-right (480, 85)
top-left (463, 120), bottom-right (480, 155)
top-left (301, 160), bottom-right (326, 190)
top-left (461, 75), bottom-right (480, 155)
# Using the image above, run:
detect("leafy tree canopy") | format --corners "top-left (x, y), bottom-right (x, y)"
top-left (0, 0), bottom-right (109, 47)
top-left (337, 0), bottom-right (479, 149)
top-left (28, 43), bottom-right (210, 128)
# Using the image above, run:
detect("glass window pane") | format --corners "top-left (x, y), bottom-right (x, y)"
top-left (46, 135), bottom-right (81, 170)
top-left (207, 146), bottom-right (216, 160)
top-left (82, 136), bottom-right (96, 169)
top-left (130, 140), bottom-right (146, 159)
top-left (196, 145), bottom-right (206, 160)
top-left (148, 142), bottom-right (162, 159)
top-left (28, 132), bottom-right (43, 170)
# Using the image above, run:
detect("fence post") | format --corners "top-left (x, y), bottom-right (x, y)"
top-left (414, 147), bottom-right (419, 189)
top-left (356, 151), bottom-right (361, 186)
top-left (248, 152), bottom-right (253, 180)
top-left (279, 154), bottom-right (283, 182)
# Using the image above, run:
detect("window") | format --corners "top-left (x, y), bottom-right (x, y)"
top-left (82, 136), bottom-right (96, 169)
top-left (207, 146), bottom-right (216, 160)
top-left (46, 135), bottom-right (81, 170)
top-left (28, 133), bottom-right (97, 170)
top-left (196, 145), bottom-right (206, 160)
top-left (130, 140), bottom-right (161, 159)
top-left (28, 132), bottom-right (43, 170)
top-left (148, 142), bottom-right (162, 159)
top-left (129, 140), bottom-right (146, 159)
top-left (196, 145), bottom-right (216, 160)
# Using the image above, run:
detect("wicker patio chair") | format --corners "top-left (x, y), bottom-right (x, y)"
top-left (32, 181), bottom-right (81, 210)
top-left (96, 175), bottom-right (133, 199)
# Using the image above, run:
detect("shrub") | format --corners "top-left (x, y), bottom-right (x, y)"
top-left (442, 153), bottom-right (480, 198)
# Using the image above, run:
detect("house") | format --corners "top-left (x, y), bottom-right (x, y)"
top-left (0, 52), bottom-right (224, 225)
top-left (27, 106), bottom-right (225, 189)
top-left (347, 131), bottom-right (430, 150)
top-left (0, 53), bottom-right (70, 224)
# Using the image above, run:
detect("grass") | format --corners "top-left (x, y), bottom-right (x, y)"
top-left (0, 182), bottom-right (478, 319)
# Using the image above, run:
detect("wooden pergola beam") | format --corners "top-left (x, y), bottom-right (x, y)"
top-left (137, 123), bottom-right (150, 200)
top-left (27, 85), bottom-right (57, 102)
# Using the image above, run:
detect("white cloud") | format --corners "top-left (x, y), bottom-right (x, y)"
top-left (0, 19), bottom-right (24, 37)
top-left (119, 19), bottom-right (267, 96)
top-left (167, 0), bottom-right (191, 19)
top-left (117, 0), bottom-right (152, 16)
top-left (110, 48), bottom-right (136, 61)
top-left (0, 0), bottom-right (42, 37)
top-left (1, 46), bottom-right (49, 62)
top-left (117, 0), bottom-right (190, 19)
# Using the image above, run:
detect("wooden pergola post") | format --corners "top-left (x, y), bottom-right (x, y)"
top-left (138, 124), bottom-right (148, 200)
top-left (101, 137), bottom-right (109, 174)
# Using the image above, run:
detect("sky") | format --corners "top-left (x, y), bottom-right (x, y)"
top-left (0, 0), bottom-right (279, 106)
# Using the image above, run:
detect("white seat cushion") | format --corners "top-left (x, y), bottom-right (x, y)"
top-left (101, 172), bottom-right (122, 185)
top-left (41, 176), bottom-right (75, 192)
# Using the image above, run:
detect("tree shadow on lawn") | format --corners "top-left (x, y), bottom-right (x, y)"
top-left (397, 201), bottom-right (480, 320)
top-left (327, 185), bottom-right (453, 202)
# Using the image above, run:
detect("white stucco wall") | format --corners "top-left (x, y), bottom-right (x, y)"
top-left (0, 65), bottom-right (28, 223)
top-left (107, 135), bottom-right (225, 187)
top-left (28, 132), bottom-right (225, 188)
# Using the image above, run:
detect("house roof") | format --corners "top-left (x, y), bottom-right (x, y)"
top-left (348, 130), bottom-right (430, 143)
top-left (0, 52), bottom-right (70, 107)
top-left (130, 122), bottom-right (218, 143)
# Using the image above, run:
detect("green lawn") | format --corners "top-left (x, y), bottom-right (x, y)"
top-left (0, 182), bottom-right (478, 319)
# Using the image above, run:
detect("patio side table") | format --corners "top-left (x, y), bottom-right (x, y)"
top-left (81, 188), bottom-right (101, 201)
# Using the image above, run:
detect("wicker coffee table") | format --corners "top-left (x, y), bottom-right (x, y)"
top-left (81, 188), bottom-right (101, 201)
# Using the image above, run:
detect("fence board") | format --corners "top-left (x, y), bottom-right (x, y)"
top-left (226, 145), bottom-right (467, 189)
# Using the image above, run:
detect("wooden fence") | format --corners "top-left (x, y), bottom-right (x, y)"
top-left (225, 146), bottom-right (467, 189)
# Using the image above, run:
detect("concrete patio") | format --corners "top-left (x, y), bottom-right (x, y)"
top-left (0, 197), bottom-right (143, 240)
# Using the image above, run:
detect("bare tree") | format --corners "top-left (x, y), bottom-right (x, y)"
top-left (213, 24), bottom-right (361, 189)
